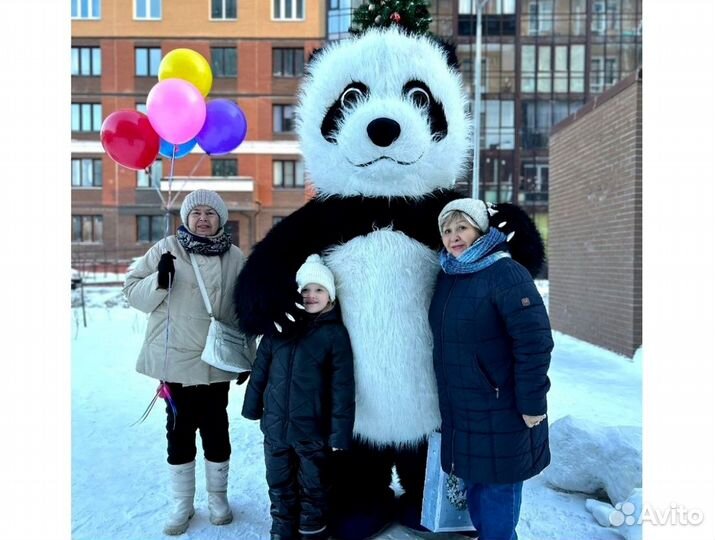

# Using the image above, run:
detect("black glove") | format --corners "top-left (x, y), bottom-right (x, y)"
top-left (235, 371), bottom-right (250, 385)
top-left (157, 251), bottom-right (177, 289)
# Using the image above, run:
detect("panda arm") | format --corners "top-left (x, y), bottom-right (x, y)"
top-left (235, 199), bottom-right (345, 336)
top-left (390, 189), bottom-right (462, 250)
top-left (488, 203), bottom-right (545, 277)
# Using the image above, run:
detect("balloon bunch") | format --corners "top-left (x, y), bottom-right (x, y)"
top-left (100, 48), bottom-right (248, 171)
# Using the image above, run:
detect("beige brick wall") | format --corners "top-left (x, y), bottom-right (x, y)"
top-left (548, 72), bottom-right (642, 357)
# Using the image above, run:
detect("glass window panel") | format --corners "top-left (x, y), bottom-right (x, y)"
top-left (537, 46), bottom-right (551, 93)
top-left (72, 160), bottom-right (81, 186)
top-left (552, 101), bottom-right (569, 125)
top-left (274, 0), bottom-right (281, 18)
top-left (71, 48), bottom-right (79, 75)
top-left (93, 216), bottom-right (103, 242)
top-left (522, 45), bottom-right (535, 72)
top-left (502, 44), bottom-right (515, 71)
top-left (136, 49), bottom-right (147, 76)
top-left (211, 0), bottom-right (222, 18)
top-left (285, 161), bottom-right (295, 185)
top-left (93, 104), bottom-right (102, 131)
top-left (92, 0), bottom-right (100, 17)
top-left (136, 102), bottom-right (147, 114)
top-left (296, 0), bottom-right (304, 18)
top-left (81, 159), bottom-right (93, 186)
top-left (149, 48), bottom-right (162, 76)
top-left (151, 216), bottom-right (164, 240)
top-left (285, 0), bottom-right (293, 19)
top-left (151, 160), bottom-right (163, 186)
top-left (138, 216), bottom-right (149, 242)
top-left (151, 0), bottom-right (161, 18)
top-left (296, 161), bottom-right (305, 186)
top-left (72, 216), bottom-right (81, 241)
top-left (92, 47), bottom-right (101, 75)
top-left (81, 104), bottom-right (92, 131)
top-left (72, 104), bottom-right (80, 131)
top-left (272, 49), bottom-right (281, 75)
top-left (227, 0), bottom-right (237, 18)
top-left (554, 45), bottom-right (568, 92)
top-left (81, 0), bottom-right (89, 18)
top-left (82, 217), bottom-right (93, 242)
top-left (273, 107), bottom-right (282, 132)
top-left (136, 0), bottom-right (146, 17)
top-left (225, 48), bottom-right (237, 76)
top-left (273, 161), bottom-right (282, 186)
top-left (570, 45), bottom-right (585, 92)
top-left (79, 48), bottom-right (90, 75)
top-left (93, 159), bottom-right (103, 186)
top-left (621, 44), bottom-right (637, 73)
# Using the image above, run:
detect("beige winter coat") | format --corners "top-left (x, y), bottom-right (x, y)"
top-left (124, 235), bottom-right (245, 385)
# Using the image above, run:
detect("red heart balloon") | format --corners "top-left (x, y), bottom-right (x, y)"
top-left (100, 110), bottom-right (160, 171)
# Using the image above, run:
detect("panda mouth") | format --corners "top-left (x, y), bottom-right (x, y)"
top-left (350, 153), bottom-right (424, 168)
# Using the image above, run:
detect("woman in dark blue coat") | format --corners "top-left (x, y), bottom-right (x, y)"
top-left (429, 199), bottom-right (554, 540)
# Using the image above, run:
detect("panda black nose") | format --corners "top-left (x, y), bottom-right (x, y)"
top-left (367, 118), bottom-right (401, 147)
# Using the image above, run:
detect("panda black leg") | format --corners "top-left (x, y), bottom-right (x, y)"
top-left (394, 439), bottom-right (429, 532)
top-left (328, 440), bottom-right (396, 540)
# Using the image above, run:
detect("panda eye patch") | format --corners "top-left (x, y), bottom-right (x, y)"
top-left (340, 86), bottom-right (366, 108)
top-left (406, 87), bottom-right (430, 108)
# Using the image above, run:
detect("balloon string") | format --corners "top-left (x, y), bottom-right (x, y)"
top-left (168, 153), bottom-right (207, 208)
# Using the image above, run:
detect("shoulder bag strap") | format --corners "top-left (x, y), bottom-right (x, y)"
top-left (189, 253), bottom-right (214, 318)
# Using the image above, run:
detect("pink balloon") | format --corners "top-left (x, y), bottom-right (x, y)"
top-left (146, 79), bottom-right (207, 145)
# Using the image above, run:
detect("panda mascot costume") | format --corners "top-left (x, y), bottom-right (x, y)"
top-left (236, 27), bottom-right (545, 540)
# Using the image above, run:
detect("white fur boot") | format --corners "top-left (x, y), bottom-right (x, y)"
top-left (205, 459), bottom-right (233, 525)
top-left (163, 461), bottom-right (195, 535)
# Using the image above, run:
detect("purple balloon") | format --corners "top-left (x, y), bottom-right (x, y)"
top-left (196, 99), bottom-right (248, 156)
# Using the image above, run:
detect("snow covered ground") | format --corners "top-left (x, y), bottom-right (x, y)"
top-left (71, 282), bottom-right (641, 540)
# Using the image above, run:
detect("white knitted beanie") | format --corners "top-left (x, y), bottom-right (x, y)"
top-left (438, 198), bottom-right (489, 234)
top-left (296, 254), bottom-right (336, 301)
top-left (180, 189), bottom-right (229, 227)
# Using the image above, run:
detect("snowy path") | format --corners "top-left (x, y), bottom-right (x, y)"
top-left (72, 287), bottom-right (640, 540)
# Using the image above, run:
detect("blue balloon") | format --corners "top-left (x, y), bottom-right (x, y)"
top-left (159, 138), bottom-right (197, 159)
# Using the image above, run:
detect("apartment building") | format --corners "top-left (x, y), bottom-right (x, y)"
top-left (71, 0), bottom-right (323, 268)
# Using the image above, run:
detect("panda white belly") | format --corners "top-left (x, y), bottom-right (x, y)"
top-left (324, 228), bottom-right (442, 447)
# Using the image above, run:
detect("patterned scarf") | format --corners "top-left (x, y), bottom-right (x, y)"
top-left (439, 227), bottom-right (511, 275)
top-left (176, 225), bottom-right (232, 256)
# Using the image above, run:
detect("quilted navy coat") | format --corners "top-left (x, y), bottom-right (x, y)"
top-left (429, 250), bottom-right (553, 484)
top-left (241, 305), bottom-right (355, 449)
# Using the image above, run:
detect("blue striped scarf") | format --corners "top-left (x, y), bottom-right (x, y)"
top-left (439, 227), bottom-right (510, 275)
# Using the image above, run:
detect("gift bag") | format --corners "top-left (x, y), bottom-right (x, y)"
top-left (420, 431), bottom-right (476, 533)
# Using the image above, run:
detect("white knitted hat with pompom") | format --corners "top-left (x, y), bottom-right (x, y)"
top-left (296, 254), bottom-right (336, 301)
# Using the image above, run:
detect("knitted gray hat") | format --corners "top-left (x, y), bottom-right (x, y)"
top-left (438, 198), bottom-right (489, 234)
top-left (180, 189), bottom-right (228, 227)
top-left (296, 254), bottom-right (336, 301)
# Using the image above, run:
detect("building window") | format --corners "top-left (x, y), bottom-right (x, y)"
top-left (482, 100), bottom-right (514, 150)
top-left (225, 220), bottom-right (240, 244)
top-left (137, 160), bottom-right (163, 188)
top-left (521, 100), bottom-right (572, 150)
top-left (519, 162), bottom-right (549, 204)
top-left (136, 102), bottom-right (147, 114)
top-left (135, 0), bottom-right (161, 20)
top-left (71, 0), bottom-right (101, 19)
top-left (71, 46), bottom-right (101, 76)
top-left (590, 57), bottom-right (618, 93)
top-left (137, 215), bottom-right (165, 242)
top-left (211, 0), bottom-right (237, 19)
top-left (212, 159), bottom-right (237, 176)
top-left (592, 0), bottom-right (619, 35)
top-left (211, 47), bottom-right (237, 77)
top-left (72, 215), bottom-right (103, 243)
top-left (527, 0), bottom-right (553, 35)
top-left (520, 45), bottom-right (552, 93)
top-left (71, 103), bottom-right (102, 132)
top-left (71, 158), bottom-right (103, 187)
top-left (459, 0), bottom-right (515, 14)
top-left (327, 0), bottom-right (353, 40)
top-left (273, 0), bottom-right (305, 20)
top-left (273, 160), bottom-right (304, 188)
top-left (273, 105), bottom-right (296, 133)
top-left (272, 48), bottom-right (304, 77)
top-left (136, 47), bottom-right (162, 77)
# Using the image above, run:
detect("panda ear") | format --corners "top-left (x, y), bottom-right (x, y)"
top-left (430, 37), bottom-right (459, 70)
top-left (307, 47), bottom-right (326, 67)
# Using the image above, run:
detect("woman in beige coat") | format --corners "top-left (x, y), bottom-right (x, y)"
top-left (124, 189), bottom-right (245, 536)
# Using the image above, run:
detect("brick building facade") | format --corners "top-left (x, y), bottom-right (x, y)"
top-left (548, 68), bottom-right (641, 356)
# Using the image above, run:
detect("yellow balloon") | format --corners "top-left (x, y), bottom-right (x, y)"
top-left (158, 48), bottom-right (213, 97)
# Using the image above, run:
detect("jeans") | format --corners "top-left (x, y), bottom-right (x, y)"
top-left (464, 480), bottom-right (523, 540)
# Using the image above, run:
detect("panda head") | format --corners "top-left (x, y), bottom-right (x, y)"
top-left (296, 27), bottom-right (471, 199)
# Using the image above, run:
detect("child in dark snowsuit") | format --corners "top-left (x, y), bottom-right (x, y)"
top-left (242, 254), bottom-right (355, 540)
